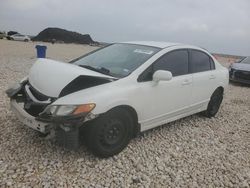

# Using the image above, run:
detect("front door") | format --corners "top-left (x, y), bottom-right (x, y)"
top-left (136, 49), bottom-right (192, 130)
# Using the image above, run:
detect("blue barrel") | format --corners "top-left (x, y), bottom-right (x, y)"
top-left (35, 45), bottom-right (47, 58)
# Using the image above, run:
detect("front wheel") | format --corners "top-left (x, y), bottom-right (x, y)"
top-left (84, 108), bottom-right (134, 158)
top-left (204, 89), bottom-right (223, 118)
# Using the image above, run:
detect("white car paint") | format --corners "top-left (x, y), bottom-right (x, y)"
top-left (29, 58), bottom-right (114, 97)
top-left (26, 41), bottom-right (228, 132)
top-left (10, 34), bottom-right (30, 41)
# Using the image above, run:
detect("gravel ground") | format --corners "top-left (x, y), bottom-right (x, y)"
top-left (0, 40), bottom-right (249, 187)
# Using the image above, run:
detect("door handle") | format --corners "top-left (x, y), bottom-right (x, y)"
top-left (182, 79), bottom-right (192, 85)
top-left (209, 75), bottom-right (216, 79)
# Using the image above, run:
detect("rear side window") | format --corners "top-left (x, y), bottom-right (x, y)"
top-left (190, 50), bottom-right (214, 73)
top-left (153, 50), bottom-right (189, 77)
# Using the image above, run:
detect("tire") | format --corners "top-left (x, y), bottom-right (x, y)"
top-left (84, 108), bottom-right (134, 158)
top-left (24, 39), bottom-right (28, 42)
top-left (56, 126), bottom-right (80, 151)
top-left (204, 88), bottom-right (223, 118)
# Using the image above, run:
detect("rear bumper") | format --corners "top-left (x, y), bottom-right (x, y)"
top-left (10, 99), bottom-right (51, 133)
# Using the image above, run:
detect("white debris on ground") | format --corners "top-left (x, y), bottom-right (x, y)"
top-left (0, 40), bottom-right (249, 187)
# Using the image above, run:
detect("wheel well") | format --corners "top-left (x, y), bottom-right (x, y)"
top-left (210, 86), bottom-right (224, 100)
top-left (109, 105), bottom-right (140, 137)
top-left (215, 86), bottom-right (224, 95)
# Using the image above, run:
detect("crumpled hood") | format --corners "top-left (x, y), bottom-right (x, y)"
top-left (28, 58), bottom-right (114, 97)
top-left (231, 63), bottom-right (250, 71)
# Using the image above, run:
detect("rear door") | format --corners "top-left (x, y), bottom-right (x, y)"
top-left (189, 49), bottom-right (217, 109)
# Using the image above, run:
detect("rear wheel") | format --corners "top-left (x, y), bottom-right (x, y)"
top-left (24, 39), bottom-right (28, 42)
top-left (84, 108), bottom-right (133, 158)
top-left (204, 88), bottom-right (223, 117)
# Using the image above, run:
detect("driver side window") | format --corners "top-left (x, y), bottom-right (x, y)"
top-left (138, 49), bottom-right (189, 82)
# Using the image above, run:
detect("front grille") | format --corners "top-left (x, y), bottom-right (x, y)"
top-left (234, 70), bottom-right (250, 81)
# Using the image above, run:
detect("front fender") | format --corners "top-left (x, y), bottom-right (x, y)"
top-left (52, 80), bottom-right (138, 116)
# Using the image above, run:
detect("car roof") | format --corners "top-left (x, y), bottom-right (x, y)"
top-left (121, 41), bottom-right (182, 49)
top-left (121, 41), bottom-right (207, 51)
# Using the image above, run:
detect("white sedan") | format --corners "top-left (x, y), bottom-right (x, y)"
top-left (6, 41), bottom-right (229, 157)
top-left (9, 34), bottom-right (30, 42)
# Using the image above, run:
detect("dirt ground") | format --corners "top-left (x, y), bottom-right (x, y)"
top-left (0, 40), bottom-right (249, 187)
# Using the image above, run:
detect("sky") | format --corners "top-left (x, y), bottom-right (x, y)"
top-left (0, 0), bottom-right (249, 56)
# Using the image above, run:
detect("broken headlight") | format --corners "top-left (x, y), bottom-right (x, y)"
top-left (44, 104), bottom-right (96, 116)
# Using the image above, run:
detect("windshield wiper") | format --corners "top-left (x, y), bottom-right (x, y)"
top-left (78, 65), bottom-right (111, 76)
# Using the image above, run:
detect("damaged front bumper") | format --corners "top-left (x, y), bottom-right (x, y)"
top-left (10, 99), bottom-right (51, 133)
top-left (9, 98), bottom-right (92, 150)
top-left (7, 81), bottom-right (97, 150)
top-left (229, 69), bottom-right (250, 84)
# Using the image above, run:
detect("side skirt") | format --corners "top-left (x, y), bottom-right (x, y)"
top-left (140, 101), bottom-right (208, 132)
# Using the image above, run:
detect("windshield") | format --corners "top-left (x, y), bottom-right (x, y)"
top-left (73, 43), bottom-right (160, 78)
top-left (240, 57), bottom-right (250, 64)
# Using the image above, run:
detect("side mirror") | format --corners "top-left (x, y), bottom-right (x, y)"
top-left (153, 70), bottom-right (173, 82)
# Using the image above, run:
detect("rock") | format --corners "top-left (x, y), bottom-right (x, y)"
top-left (32, 28), bottom-right (95, 45)
top-left (6, 181), bottom-right (12, 186)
